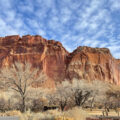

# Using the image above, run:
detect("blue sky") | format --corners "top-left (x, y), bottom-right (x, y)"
top-left (0, 0), bottom-right (120, 58)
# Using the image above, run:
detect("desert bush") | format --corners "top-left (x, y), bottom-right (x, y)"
top-left (1, 90), bottom-right (23, 111)
top-left (0, 110), bottom-right (21, 116)
top-left (19, 110), bottom-right (53, 120)
top-left (0, 91), bottom-right (11, 112)
top-left (64, 107), bottom-right (89, 120)
top-left (26, 87), bottom-right (49, 111)
top-left (0, 98), bottom-right (7, 112)
top-left (30, 98), bottom-right (45, 112)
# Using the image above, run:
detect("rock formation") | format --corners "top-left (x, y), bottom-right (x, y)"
top-left (66, 46), bottom-right (120, 84)
top-left (0, 35), bottom-right (120, 87)
top-left (0, 35), bottom-right (69, 88)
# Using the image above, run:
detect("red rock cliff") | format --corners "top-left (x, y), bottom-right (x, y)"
top-left (66, 46), bottom-right (120, 84)
top-left (0, 35), bottom-right (68, 88)
top-left (0, 35), bottom-right (120, 86)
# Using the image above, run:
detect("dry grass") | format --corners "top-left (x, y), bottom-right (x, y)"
top-left (0, 110), bottom-right (21, 116)
top-left (20, 110), bottom-right (55, 120)
top-left (85, 109), bottom-right (120, 117)
top-left (0, 107), bottom-right (89, 120)
top-left (64, 107), bottom-right (89, 120)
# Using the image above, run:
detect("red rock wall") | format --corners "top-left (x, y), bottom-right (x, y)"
top-left (0, 35), bottom-right (68, 87)
top-left (66, 46), bottom-right (120, 84)
top-left (0, 35), bottom-right (120, 87)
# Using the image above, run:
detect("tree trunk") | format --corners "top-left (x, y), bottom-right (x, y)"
top-left (21, 96), bottom-right (26, 112)
top-left (102, 111), bottom-right (105, 116)
top-left (117, 111), bottom-right (119, 117)
top-left (60, 101), bottom-right (66, 111)
top-left (90, 97), bottom-right (94, 111)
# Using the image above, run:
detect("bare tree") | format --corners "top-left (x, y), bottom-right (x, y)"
top-left (47, 79), bottom-right (91, 111)
top-left (107, 85), bottom-right (120, 116)
top-left (26, 87), bottom-right (48, 111)
top-left (0, 62), bottom-right (46, 112)
top-left (46, 93), bottom-right (57, 106)
top-left (89, 80), bottom-right (109, 111)
top-left (71, 79), bottom-right (91, 107)
top-left (48, 79), bottom-right (92, 110)
top-left (56, 83), bottom-right (71, 111)
top-left (47, 81), bottom-right (72, 111)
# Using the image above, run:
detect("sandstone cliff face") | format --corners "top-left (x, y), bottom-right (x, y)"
top-left (0, 35), bottom-right (68, 88)
top-left (66, 46), bottom-right (120, 84)
top-left (0, 35), bottom-right (120, 86)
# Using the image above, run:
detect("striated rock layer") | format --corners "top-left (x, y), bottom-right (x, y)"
top-left (0, 35), bottom-right (68, 88)
top-left (0, 35), bottom-right (120, 87)
top-left (66, 46), bottom-right (120, 84)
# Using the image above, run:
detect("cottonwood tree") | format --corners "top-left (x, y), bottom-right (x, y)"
top-left (46, 93), bottom-right (57, 106)
top-left (71, 79), bottom-right (91, 107)
top-left (26, 87), bottom-right (48, 111)
top-left (107, 85), bottom-right (120, 116)
top-left (55, 81), bottom-right (73, 111)
top-left (89, 80), bottom-right (110, 111)
top-left (50, 79), bottom-right (92, 110)
top-left (47, 81), bottom-right (72, 111)
top-left (49, 79), bottom-right (92, 111)
top-left (0, 62), bottom-right (46, 112)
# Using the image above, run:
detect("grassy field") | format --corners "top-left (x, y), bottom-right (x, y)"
top-left (0, 108), bottom-right (120, 120)
top-left (0, 107), bottom-right (89, 120)
top-left (85, 109), bottom-right (120, 117)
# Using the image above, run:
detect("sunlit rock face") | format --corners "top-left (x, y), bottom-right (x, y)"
top-left (0, 35), bottom-right (68, 88)
top-left (66, 46), bottom-right (120, 84)
top-left (0, 35), bottom-right (120, 87)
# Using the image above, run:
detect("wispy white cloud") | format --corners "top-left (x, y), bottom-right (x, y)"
top-left (110, 0), bottom-right (120, 11)
top-left (0, 0), bottom-right (120, 58)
